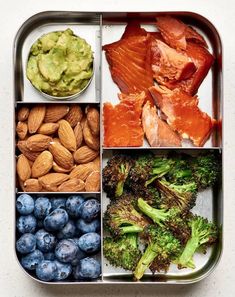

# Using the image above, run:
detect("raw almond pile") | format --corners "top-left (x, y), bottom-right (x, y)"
top-left (16, 104), bottom-right (100, 192)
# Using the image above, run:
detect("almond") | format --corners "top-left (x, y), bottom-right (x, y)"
top-left (64, 105), bottom-right (83, 127)
top-left (58, 178), bottom-right (85, 192)
top-left (24, 178), bottom-right (42, 192)
top-left (38, 173), bottom-right (69, 191)
top-left (93, 156), bottom-right (100, 170)
top-left (86, 107), bottom-right (100, 136)
top-left (53, 162), bottom-right (72, 173)
top-left (16, 121), bottom-right (28, 140)
top-left (17, 154), bottom-right (31, 181)
top-left (58, 120), bottom-right (77, 152)
top-left (53, 137), bottom-right (61, 144)
top-left (69, 162), bottom-right (97, 180)
top-left (17, 141), bottom-right (40, 161)
top-left (74, 145), bottom-right (99, 164)
top-left (49, 141), bottom-right (74, 170)
top-left (28, 105), bottom-right (46, 134)
top-left (31, 151), bottom-right (53, 178)
top-left (74, 122), bottom-right (83, 148)
top-left (44, 104), bottom-right (69, 122)
top-left (85, 171), bottom-right (100, 192)
top-left (18, 178), bottom-right (25, 191)
top-left (83, 120), bottom-right (100, 150)
top-left (38, 123), bottom-right (59, 135)
top-left (80, 117), bottom-right (86, 130)
top-left (26, 134), bottom-right (52, 151)
top-left (17, 106), bottom-right (29, 122)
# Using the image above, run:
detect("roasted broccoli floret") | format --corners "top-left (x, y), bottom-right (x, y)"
top-left (130, 184), bottom-right (161, 208)
top-left (156, 179), bottom-right (197, 213)
top-left (102, 155), bottom-right (134, 198)
top-left (190, 154), bottom-right (220, 189)
top-left (103, 233), bottom-right (142, 271)
top-left (128, 154), bottom-right (154, 185)
top-left (177, 216), bottom-right (217, 269)
top-left (134, 226), bottom-right (181, 280)
top-left (104, 194), bottom-right (149, 237)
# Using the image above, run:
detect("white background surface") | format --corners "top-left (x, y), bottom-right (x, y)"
top-left (0, 0), bottom-right (234, 296)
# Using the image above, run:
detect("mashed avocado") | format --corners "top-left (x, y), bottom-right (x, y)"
top-left (26, 29), bottom-right (93, 97)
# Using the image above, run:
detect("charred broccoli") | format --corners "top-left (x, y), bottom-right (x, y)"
top-left (103, 233), bottom-right (142, 271)
top-left (102, 155), bottom-right (134, 198)
top-left (131, 184), bottom-right (161, 208)
top-left (177, 216), bottom-right (217, 269)
top-left (134, 226), bottom-right (181, 280)
top-left (104, 193), bottom-right (149, 237)
top-left (128, 154), bottom-right (154, 185)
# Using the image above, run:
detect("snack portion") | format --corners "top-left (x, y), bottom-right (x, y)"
top-left (102, 16), bottom-right (215, 148)
top-left (103, 152), bottom-right (220, 280)
top-left (16, 104), bottom-right (100, 192)
top-left (16, 194), bottom-right (101, 282)
top-left (26, 29), bottom-right (93, 98)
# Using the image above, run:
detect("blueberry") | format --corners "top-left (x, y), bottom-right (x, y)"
top-left (44, 209), bottom-right (69, 232)
top-left (44, 252), bottom-right (55, 261)
top-left (34, 197), bottom-right (52, 219)
top-left (51, 198), bottom-right (66, 211)
top-left (57, 220), bottom-right (76, 239)
top-left (78, 233), bottom-right (101, 254)
top-left (54, 260), bottom-right (72, 281)
top-left (16, 233), bottom-right (36, 254)
top-left (17, 215), bottom-right (37, 234)
top-left (70, 239), bottom-right (87, 266)
top-left (35, 229), bottom-right (57, 253)
top-left (55, 239), bottom-right (78, 263)
top-left (76, 218), bottom-right (100, 234)
top-left (16, 194), bottom-right (34, 215)
top-left (37, 220), bottom-right (44, 229)
top-left (73, 257), bottom-right (101, 280)
top-left (36, 260), bottom-right (57, 281)
top-left (21, 249), bottom-right (44, 270)
top-left (80, 199), bottom-right (100, 222)
top-left (65, 195), bottom-right (84, 218)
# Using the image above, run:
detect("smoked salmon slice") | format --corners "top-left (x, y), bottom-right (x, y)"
top-left (149, 85), bottom-right (214, 146)
top-left (103, 92), bottom-right (145, 147)
top-left (142, 101), bottom-right (182, 147)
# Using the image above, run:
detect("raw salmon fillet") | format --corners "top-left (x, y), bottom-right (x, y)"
top-left (103, 92), bottom-right (145, 147)
top-left (149, 85), bottom-right (214, 146)
top-left (142, 101), bottom-right (181, 147)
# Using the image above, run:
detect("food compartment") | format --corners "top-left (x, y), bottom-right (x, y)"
top-left (102, 149), bottom-right (222, 283)
top-left (101, 13), bottom-right (222, 148)
top-left (15, 102), bottom-right (100, 193)
top-left (15, 193), bottom-right (102, 283)
top-left (14, 12), bottom-right (101, 103)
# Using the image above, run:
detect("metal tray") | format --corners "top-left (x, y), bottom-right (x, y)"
top-left (13, 11), bottom-right (223, 285)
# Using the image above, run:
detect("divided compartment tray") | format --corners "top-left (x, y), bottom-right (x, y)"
top-left (14, 11), bottom-right (223, 284)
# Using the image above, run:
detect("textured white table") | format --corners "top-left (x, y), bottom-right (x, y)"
top-left (0, 0), bottom-right (234, 296)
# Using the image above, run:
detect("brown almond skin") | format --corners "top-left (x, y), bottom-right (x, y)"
top-left (31, 151), bottom-right (53, 178)
top-left (83, 120), bottom-right (100, 151)
top-left (17, 154), bottom-right (31, 182)
top-left (69, 162), bottom-right (97, 180)
top-left (64, 105), bottom-right (83, 128)
top-left (86, 107), bottom-right (100, 136)
top-left (26, 134), bottom-right (52, 152)
top-left (73, 145), bottom-right (99, 164)
top-left (16, 121), bottom-right (28, 140)
top-left (17, 107), bottom-right (29, 122)
top-left (38, 123), bottom-right (59, 135)
top-left (74, 122), bottom-right (83, 148)
top-left (24, 179), bottom-right (42, 192)
top-left (85, 171), bottom-right (100, 192)
top-left (49, 141), bottom-right (74, 170)
top-left (58, 178), bottom-right (85, 192)
top-left (28, 105), bottom-right (46, 134)
top-left (52, 162), bottom-right (72, 173)
top-left (17, 141), bottom-right (40, 161)
top-left (44, 104), bottom-right (69, 122)
top-left (58, 120), bottom-right (77, 152)
top-left (38, 173), bottom-right (69, 191)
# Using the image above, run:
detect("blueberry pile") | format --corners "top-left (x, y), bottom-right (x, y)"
top-left (16, 194), bottom-right (101, 282)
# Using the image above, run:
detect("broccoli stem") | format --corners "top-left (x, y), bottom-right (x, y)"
top-left (115, 180), bottom-right (124, 197)
top-left (138, 198), bottom-right (167, 226)
top-left (134, 244), bottom-right (157, 280)
top-left (120, 225), bottom-right (144, 234)
top-left (178, 237), bottom-right (198, 268)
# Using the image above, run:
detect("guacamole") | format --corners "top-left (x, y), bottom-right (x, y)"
top-left (26, 29), bottom-right (93, 97)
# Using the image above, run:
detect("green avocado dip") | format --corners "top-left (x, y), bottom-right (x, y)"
top-left (26, 28), bottom-right (93, 97)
